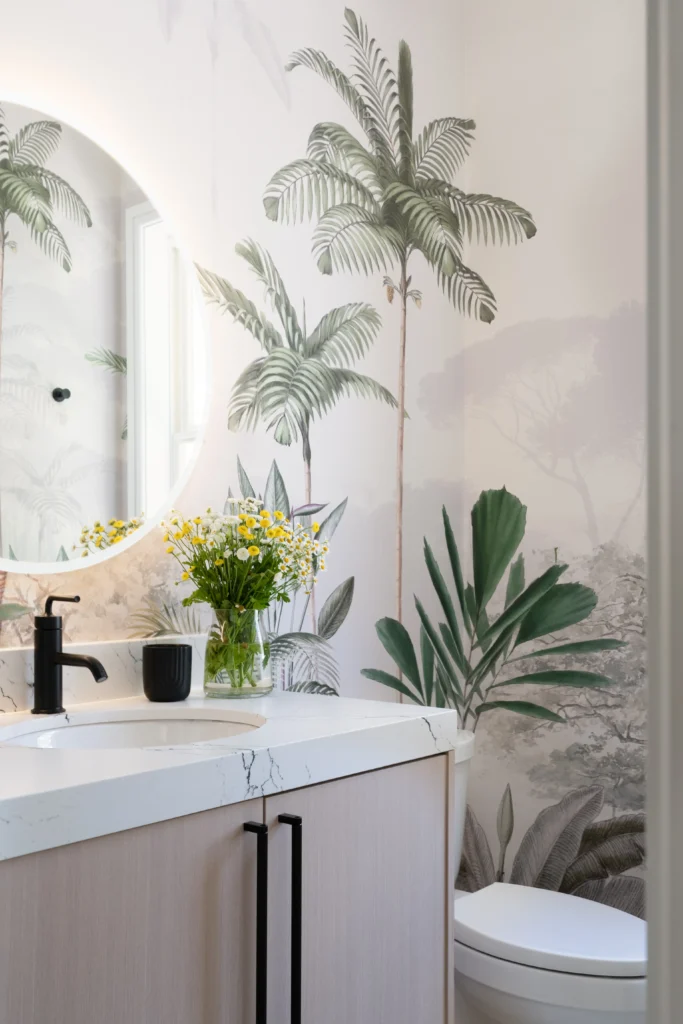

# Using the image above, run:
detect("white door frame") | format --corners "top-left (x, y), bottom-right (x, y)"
top-left (648, 0), bottom-right (683, 1019)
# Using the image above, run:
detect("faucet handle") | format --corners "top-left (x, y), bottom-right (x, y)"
top-left (44, 595), bottom-right (81, 616)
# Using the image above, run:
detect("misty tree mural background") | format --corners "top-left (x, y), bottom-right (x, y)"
top-left (0, 0), bottom-right (645, 912)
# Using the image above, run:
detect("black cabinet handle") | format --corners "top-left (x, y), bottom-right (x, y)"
top-left (278, 814), bottom-right (303, 1024)
top-left (244, 822), bottom-right (269, 1024)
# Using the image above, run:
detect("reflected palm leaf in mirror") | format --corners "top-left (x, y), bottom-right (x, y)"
top-left (0, 101), bottom-right (209, 569)
top-left (0, 107), bottom-right (91, 554)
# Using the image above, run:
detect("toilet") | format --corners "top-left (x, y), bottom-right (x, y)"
top-left (453, 883), bottom-right (646, 1024)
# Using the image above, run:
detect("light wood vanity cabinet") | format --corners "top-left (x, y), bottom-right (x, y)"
top-left (0, 754), bottom-right (453, 1024)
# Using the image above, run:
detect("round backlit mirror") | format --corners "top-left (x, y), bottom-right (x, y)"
top-left (0, 101), bottom-right (209, 571)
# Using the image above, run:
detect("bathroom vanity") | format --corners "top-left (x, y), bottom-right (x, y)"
top-left (0, 692), bottom-right (469, 1024)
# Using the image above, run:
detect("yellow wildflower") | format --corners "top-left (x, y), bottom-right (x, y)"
top-left (166, 546), bottom-right (175, 554)
top-left (163, 533), bottom-right (170, 542)
top-left (274, 510), bottom-right (284, 521)
top-left (113, 520), bottom-right (124, 529)
top-left (191, 536), bottom-right (206, 545)
top-left (214, 558), bottom-right (225, 567)
top-left (245, 516), bottom-right (257, 529)
top-left (112, 536), bottom-right (123, 544)
top-left (312, 521), bottom-right (320, 532)
top-left (247, 545), bottom-right (260, 557)
top-left (193, 517), bottom-right (202, 524)
top-left (239, 513), bottom-right (249, 521)
top-left (174, 531), bottom-right (182, 540)
top-left (182, 522), bottom-right (192, 536)
top-left (238, 524), bottom-right (249, 537)
top-left (181, 572), bottom-right (190, 581)
top-left (261, 509), bottom-right (271, 519)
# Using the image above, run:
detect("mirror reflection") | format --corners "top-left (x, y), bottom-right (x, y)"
top-left (0, 101), bottom-right (207, 567)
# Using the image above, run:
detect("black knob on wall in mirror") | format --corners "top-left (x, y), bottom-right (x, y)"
top-left (52, 388), bottom-right (71, 402)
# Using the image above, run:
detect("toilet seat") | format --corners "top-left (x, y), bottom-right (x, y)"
top-left (453, 882), bottom-right (646, 978)
top-left (454, 941), bottom-right (647, 1015)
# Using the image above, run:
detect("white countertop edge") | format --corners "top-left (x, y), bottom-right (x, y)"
top-left (0, 692), bottom-right (469, 861)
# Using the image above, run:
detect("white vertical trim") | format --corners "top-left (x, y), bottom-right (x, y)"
top-left (648, 0), bottom-right (683, 1019)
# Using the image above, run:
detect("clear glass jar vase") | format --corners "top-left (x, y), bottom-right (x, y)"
top-left (204, 608), bottom-right (273, 699)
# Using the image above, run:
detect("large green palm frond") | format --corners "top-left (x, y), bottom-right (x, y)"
top-left (196, 263), bottom-right (283, 352)
top-left (343, 9), bottom-right (401, 171)
top-left (328, 366), bottom-right (398, 407)
top-left (312, 203), bottom-right (401, 275)
top-left (258, 348), bottom-right (338, 443)
top-left (306, 302), bottom-right (381, 365)
top-left (307, 122), bottom-right (380, 189)
top-left (433, 258), bottom-right (497, 322)
top-left (285, 47), bottom-right (370, 130)
top-left (228, 358), bottom-right (266, 432)
top-left (264, 158), bottom-right (379, 224)
top-left (26, 166), bottom-right (92, 227)
top-left (0, 169), bottom-right (51, 232)
top-left (413, 118), bottom-right (476, 182)
top-left (28, 219), bottom-right (72, 271)
top-left (420, 179), bottom-right (536, 244)
top-left (396, 40), bottom-right (414, 183)
top-left (385, 182), bottom-right (462, 274)
top-left (8, 120), bottom-right (61, 166)
top-left (235, 238), bottom-right (303, 348)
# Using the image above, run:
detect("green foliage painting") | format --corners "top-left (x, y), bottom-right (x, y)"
top-left (362, 488), bottom-right (625, 729)
top-left (198, 239), bottom-right (396, 503)
top-left (0, 107), bottom-right (92, 367)
top-left (459, 783), bottom-right (645, 919)
top-left (264, 8), bottom-right (536, 618)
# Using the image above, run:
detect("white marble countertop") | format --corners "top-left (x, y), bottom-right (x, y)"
top-left (0, 692), bottom-right (470, 862)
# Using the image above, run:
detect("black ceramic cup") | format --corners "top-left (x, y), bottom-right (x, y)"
top-left (143, 643), bottom-right (192, 702)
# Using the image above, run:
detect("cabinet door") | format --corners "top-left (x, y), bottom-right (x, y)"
top-left (266, 755), bottom-right (452, 1024)
top-left (0, 797), bottom-right (263, 1024)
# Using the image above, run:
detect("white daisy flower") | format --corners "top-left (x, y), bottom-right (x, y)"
top-left (236, 547), bottom-right (250, 561)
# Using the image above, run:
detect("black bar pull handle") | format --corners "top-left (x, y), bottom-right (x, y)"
top-left (244, 822), bottom-right (269, 1024)
top-left (278, 814), bottom-right (303, 1024)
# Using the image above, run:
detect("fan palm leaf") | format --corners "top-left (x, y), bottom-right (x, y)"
top-left (266, 8), bottom-right (537, 620)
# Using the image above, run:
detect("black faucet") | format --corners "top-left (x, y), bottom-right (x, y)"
top-left (32, 595), bottom-right (108, 715)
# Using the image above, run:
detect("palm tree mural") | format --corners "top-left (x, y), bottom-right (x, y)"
top-left (197, 238), bottom-right (396, 502)
top-left (0, 107), bottom-right (92, 377)
top-left (264, 8), bottom-right (536, 620)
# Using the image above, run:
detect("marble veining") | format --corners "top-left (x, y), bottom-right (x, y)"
top-left (0, 691), bottom-right (470, 861)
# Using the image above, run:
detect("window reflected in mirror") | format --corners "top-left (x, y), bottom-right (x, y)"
top-left (0, 101), bottom-right (208, 568)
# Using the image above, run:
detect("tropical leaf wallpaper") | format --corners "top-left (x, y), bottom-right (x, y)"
top-left (0, 0), bottom-right (645, 915)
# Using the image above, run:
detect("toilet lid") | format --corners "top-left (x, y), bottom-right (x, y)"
top-left (453, 883), bottom-right (646, 977)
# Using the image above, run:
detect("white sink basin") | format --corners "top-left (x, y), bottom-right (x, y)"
top-left (0, 708), bottom-right (265, 750)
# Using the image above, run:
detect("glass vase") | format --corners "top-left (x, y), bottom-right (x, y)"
top-left (203, 608), bottom-right (273, 699)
